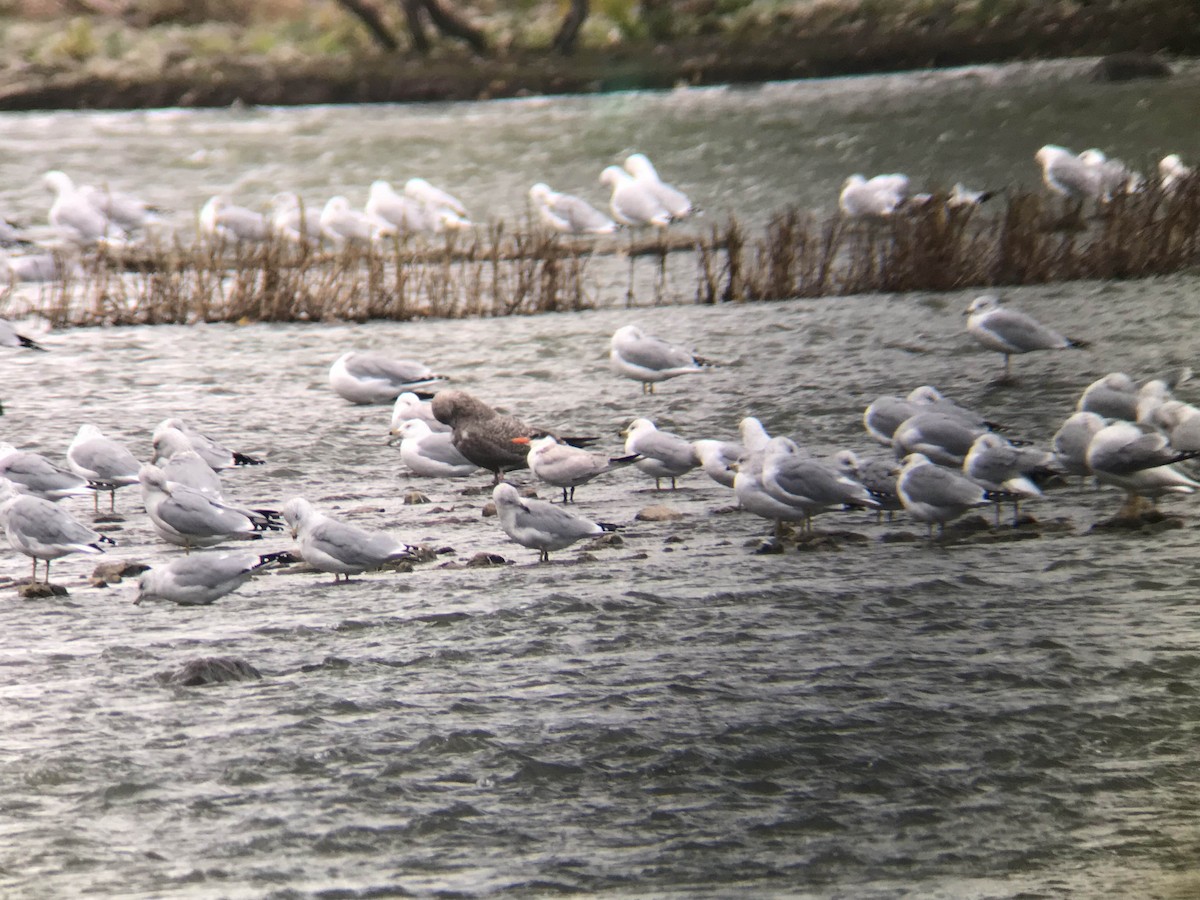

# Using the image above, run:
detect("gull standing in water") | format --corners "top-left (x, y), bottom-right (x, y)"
top-left (622, 418), bottom-right (699, 490)
top-left (135, 551), bottom-right (287, 605)
top-left (1085, 421), bottom-right (1200, 513)
top-left (1, 477), bottom-right (115, 584)
top-left (623, 153), bottom-right (693, 220)
top-left (66, 424), bottom-right (141, 512)
top-left (0, 443), bottom-right (92, 501)
top-left (965, 294), bottom-right (1087, 379)
top-left (491, 482), bottom-right (619, 563)
top-left (329, 351), bottom-right (446, 405)
top-left (43, 170), bottom-right (127, 246)
top-left (152, 417), bottom-right (264, 469)
top-left (139, 464), bottom-right (281, 552)
top-left (759, 437), bottom-right (879, 531)
top-left (523, 435), bottom-right (639, 502)
top-left (282, 497), bottom-right (415, 583)
top-left (528, 183), bottom-right (617, 235)
top-left (896, 453), bottom-right (994, 538)
top-left (610, 324), bottom-right (716, 393)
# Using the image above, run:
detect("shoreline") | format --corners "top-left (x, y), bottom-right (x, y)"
top-left (0, 5), bottom-right (1196, 111)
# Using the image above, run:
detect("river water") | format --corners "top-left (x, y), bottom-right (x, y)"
top-left (2, 60), bottom-right (1200, 898)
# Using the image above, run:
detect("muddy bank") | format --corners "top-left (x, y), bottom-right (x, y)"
top-left (0, 4), bottom-right (1197, 110)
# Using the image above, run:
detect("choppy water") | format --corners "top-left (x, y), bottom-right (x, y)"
top-left (2, 61), bottom-right (1200, 898)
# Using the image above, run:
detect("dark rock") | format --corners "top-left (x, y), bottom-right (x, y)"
top-left (1092, 53), bottom-right (1172, 82)
top-left (159, 656), bottom-right (262, 686)
top-left (90, 560), bottom-right (151, 587)
top-left (1089, 509), bottom-right (1185, 535)
top-left (465, 552), bottom-right (508, 568)
top-left (18, 582), bottom-right (68, 599)
top-left (636, 504), bottom-right (683, 522)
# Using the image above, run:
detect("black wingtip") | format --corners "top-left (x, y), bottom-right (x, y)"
top-left (256, 550), bottom-right (299, 568)
top-left (1067, 337), bottom-right (1091, 350)
top-left (597, 522), bottom-right (622, 533)
top-left (95, 534), bottom-right (118, 547)
top-left (563, 435), bottom-right (600, 448)
top-left (233, 451), bottom-right (265, 466)
top-left (18, 335), bottom-right (46, 351)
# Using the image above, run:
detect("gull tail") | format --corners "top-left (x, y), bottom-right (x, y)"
top-left (606, 454), bottom-right (641, 467)
top-left (18, 334), bottom-right (46, 351)
top-left (1066, 336), bottom-right (1091, 350)
top-left (92, 534), bottom-right (118, 550)
top-left (233, 451), bottom-right (265, 466)
top-left (255, 550), bottom-right (299, 569)
top-left (562, 435), bottom-right (600, 448)
top-left (597, 522), bottom-right (622, 533)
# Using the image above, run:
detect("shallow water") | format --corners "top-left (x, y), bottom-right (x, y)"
top-left (2, 61), bottom-right (1200, 898)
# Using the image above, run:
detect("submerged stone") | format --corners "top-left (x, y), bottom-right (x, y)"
top-left (159, 656), bottom-right (262, 687)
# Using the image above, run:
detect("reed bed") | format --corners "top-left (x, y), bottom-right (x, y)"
top-left (5, 178), bottom-right (1200, 328)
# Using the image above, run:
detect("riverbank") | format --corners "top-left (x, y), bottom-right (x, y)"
top-left (0, 1), bottom-right (1197, 110)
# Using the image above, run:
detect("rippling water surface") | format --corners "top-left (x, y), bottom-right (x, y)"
top-left (2, 61), bottom-right (1200, 898)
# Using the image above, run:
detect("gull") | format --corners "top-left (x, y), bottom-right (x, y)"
top-left (281, 497), bottom-right (415, 582)
top-left (892, 411), bottom-right (988, 468)
top-left (390, 419), bottom-right (479, 478)
top-left (77, 182), bottom-right (162, 232)
top-left (431, 389), bottom-right (597, 483)
top-left (135, 551), bottom-right (287, 606)
top-left (833, 449), bottom-right (903, 518)
top-left (329, 351), bottom-right (446, 405)
top-left (390, 391), bottom-right (449, 434)
top-left (1085, 421), bottom-right (1200, 509)
top-left (731, 437), bottom-right (810, 538)
top-left (528, 183), bottom-right (617, 235)
top-left (0, 477), bottom-right (115, 584)
top-left (599, 166), bottom-right (671, 228)
top-left (621, 418), bottom-right (699, 490)
top-left (946, 182), bottom-right (995, 209)
top-left (610, 324), bottom-right (716, 394)
top-left (0, 443), bottom-right (92, 501)
top-left (320, 196), bottom-right (398, 246)
top-left (623, 153), bottom-right (693, 219)
top-left (1035, 145), bottom-right (1100, 201)
top-left (839, 174), bottom-right (909, 218)
top-left (1078, 148), bottom-right (1144, 200)
top-left (491, 482), bottom-right (618, 563)
top-left (139, 464), bottom-right (281, 552)
top-left (760, 436), bottom-right (878, 531)
top-left (269, 192), bottom-right (322, 245)
top-left (43, 170), bottom-right (127, 246)
top-left (1159, 154), bottom-right (1193, 193)
top-left (692, 439), bottom-right (744, 489)
top-left (897, 453), bottom-right (994, 538)
top-left (965, 294), bottom-right (1087, 378)
top-left (1143, 400), bottom-right (1200, 453)
top-left (152, 426), bottom-right (226, 497)
top-left (864, 386), bottom-right (995, 445)
top-left (523, 435), bottom-right (639, 502)
top-left (1, 250), bottom-right (75, 284)
top-left (66, 424), bottom-right (141, 512)
top-left (367, 180), bottom-right (434, 233)
top-left (0, 318), bottom-right (45, 351)
top-left (1077, 372), bottom-right (1139, 420)
top-left (199, 196), bottom-right (269, 244)
top-left (962, 432), bottom-right (1053, 524)
top-left (404, 177), bottom-right (469, 219)
top-left (1051, 411), bottom-right (1106, 477)
top-left (738, 416), bottom-right (773, 460)
top-left (152, 417), bottom-right (265, 469)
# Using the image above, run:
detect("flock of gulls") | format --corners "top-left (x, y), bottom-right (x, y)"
top-left (1, 140), bottom-right (1198, 604)
top-left (0, 151), bottom-right (697, 283)
top-left (6, 141), bottom-right (1191, 283)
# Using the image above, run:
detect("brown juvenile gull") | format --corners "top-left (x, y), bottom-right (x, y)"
top-left (432, 389), bottom-right (597, 483)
